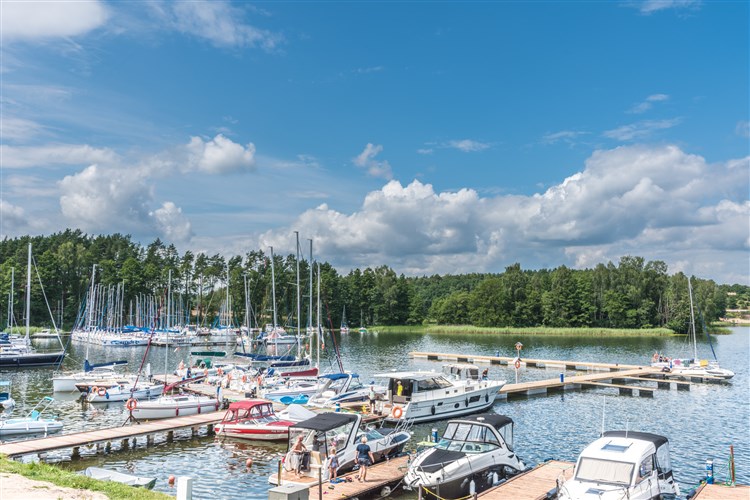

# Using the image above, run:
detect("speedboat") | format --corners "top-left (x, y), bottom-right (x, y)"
top-left (269, 411), bottom-right (411, 486)
top-left (306, 373), bottom-right (379, 408)
top-left (403, 414), bottom-right (526, 498)
top-left (215, 399), bottom-right (294, 441)
top-left (0, 381), bottom-right (15, 411)
top-left (373, 370), bottom-right (505, 423)
top-left (129, 394), bottom-right (219, 420)
top-left (0, 396), bottom-right (63, 436)
top-left (558, 431), bottom-right (681, 500)
top-left (83, 467), bottom-right (156, 489)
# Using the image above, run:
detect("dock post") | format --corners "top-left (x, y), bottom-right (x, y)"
top-left (167, 431), bottom-right (174, 442)
top-left (192, 426), bottom-right (198, 437)
top-left (147, 435), bottom-right (154, 446)
top-left (121, 439), bottom-right (129, 450)
top-left (207, 424), bottom-right (215, 435)
top-left (105, 441), bottom-right (111, 452)
top-left (71, 447), bottom-right (80, 459)
top-left (176, 476), bottom-right (193, 500)
top-left (318, 466), bottom-right (322, 500)
top-left (418, 486), bottom-right (423, 500)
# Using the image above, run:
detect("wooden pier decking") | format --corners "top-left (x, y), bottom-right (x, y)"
top-left (0, 411), bottom-right (222, 459)
top-left (307, 455), bottom-right (409, 499)
top-left (478, 460), bottom-right (574, 499)
top-left (691, 483), bottom-right (750, 500)
top-left (410, 351), bottom-right (644, 371)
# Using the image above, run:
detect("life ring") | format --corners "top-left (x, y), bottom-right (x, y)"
top-left (125, 398), bottom-right (137, 411)
top-left (514, 359), bottom-right (521, 370)
top-left (91, 386), bottom-right (98, 394)
top-left (98, 387), bottom-right (107, 397)
top-left (241, 374), bottom-right (247, 383)
top-left (392, 406), bottom-right (403, 419)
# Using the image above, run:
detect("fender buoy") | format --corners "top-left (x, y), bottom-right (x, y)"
top-left (242, 375), bottom-right (247, 383)
top-left (485, 394), bottom-right (489, 403)
top-left (217, 368), bottom-right (224, 376)
top-left (465, 398), bottom-right (469, 407)
top-left (430, 405), bottom-right (436, 415)
top-left (125, 398), bottom-right (137, 411)
top-left (392, 406), bottom-right (403, 419)
top-left (98, 387), bottom-right (106, 397)
top-left (514, 359), bottom-right (521, 370)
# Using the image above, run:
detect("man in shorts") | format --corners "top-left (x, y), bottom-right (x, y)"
top-left (356, 436), bottom-right (375, 482)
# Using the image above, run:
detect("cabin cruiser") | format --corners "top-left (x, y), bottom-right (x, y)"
top-left (0, 396), bottom-right (63, 436)
top-left (269, 412), bottom-right (411, 486)
top-left (558, 431), bottom-right (681, 500)
top-left (403, 414), bottom-right (525, 498)
top-left (306, 373), bottom-right (380, 408)
top-left (215, 400), bottom-right (295, 441)
top-left (373, 370), bottom-right (505, 423)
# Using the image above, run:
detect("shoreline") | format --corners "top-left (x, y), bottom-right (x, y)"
top-left (366, 325), bottom-right (735, 336)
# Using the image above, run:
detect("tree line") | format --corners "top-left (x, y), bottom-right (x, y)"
top-left (1, 230), bottom-right (746, 334)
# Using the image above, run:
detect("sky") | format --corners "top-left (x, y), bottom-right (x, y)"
top-left (1, 0), bottom-right (748, 285)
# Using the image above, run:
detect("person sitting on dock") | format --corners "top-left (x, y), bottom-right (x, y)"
top-left (356, 436), bottom-right (374, 482)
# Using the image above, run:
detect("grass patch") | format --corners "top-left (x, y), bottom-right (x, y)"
top-left (0, 456), bottom-right (171, 499)
top-left (371, 325), bottom-right (675, 336)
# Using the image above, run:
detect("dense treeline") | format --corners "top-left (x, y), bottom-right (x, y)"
top-left (1, 231), bottom-right (747, 334)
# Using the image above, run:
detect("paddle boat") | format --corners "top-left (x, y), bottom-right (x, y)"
top-left (403, 414), bottom-right (526, 498)
top-left (0, 396), bottom-right (63, 436)
top-left (83, 467), bottom-right (157, 489)
top-left (558, 431), bottom-right (681, 500)
top-left (215, 399), bottom-right (294, 441)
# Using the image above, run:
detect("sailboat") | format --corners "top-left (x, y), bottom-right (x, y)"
top-left (0, 244), bottom-right (66, 368)
top-left (340, 305), bottom-right (349, 334)
top-left (652, 277), bottom-right (734, 379)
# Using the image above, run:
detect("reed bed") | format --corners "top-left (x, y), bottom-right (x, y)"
top-left (371, 325), bottom-right (676, 336)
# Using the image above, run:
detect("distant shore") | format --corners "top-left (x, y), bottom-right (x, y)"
top-left (367, 325), bottom-right (730, 336)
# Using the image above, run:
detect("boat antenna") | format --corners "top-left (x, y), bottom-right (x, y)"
top-left (600, 395), bottom-right (606, 436)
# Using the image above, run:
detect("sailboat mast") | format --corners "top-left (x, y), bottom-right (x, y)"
top-left (687, 276), bottom-right (698, 360)
top-left (295, 231), bottom-right (301, 355)
top-left (270, 246), bottom-right (277, 328)
top-left (308, 239), bottom-right (313, 331)
top-left (7, 268), bottom-right (13, 331)
top-left (316, 262), bottom-right (321, 369)
top-left (25, 243), bottom-right (32, 343)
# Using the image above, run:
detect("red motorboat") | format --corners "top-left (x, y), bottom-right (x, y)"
top-left (214, 400), bottom-right (294, 441)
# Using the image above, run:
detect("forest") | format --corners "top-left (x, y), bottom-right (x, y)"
top-left (1, 230), bottom-right (747, 334)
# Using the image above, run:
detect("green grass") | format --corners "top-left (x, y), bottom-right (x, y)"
top-left (371, 325), bottom-right (676, 336)
top-left (0, 457), bottom-right (171, 499)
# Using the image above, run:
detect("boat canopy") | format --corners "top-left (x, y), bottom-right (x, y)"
top-left (602, 431), bottom-right (668, 449)
top-left (293, 412), bottom-right (357, 432)
top-left (84, 360), bottom-right (128, 372)
top-left (458, 413), bottom-right (513, 430)
top-left (373, 371), bottom-right (439, 380)
top-left (190, 351), bottom-right (226, 357)
top-left (319, 373), bottom-right (357, 381)
top-left (227, 399), bottom-right (271, 410)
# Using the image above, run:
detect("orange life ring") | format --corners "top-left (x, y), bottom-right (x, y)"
top-left (98, 387), bottom-right (107, 397)
top-left (514, 359), bottom-right (521, 370)
top-left (91, 386), bottom-right (98, 394)
top-left (125, 398), bottom-right (137, 411)
top-left (392, 406), bottom-right (403, 419)
top-left (241, 374), bottom-right (247, 383)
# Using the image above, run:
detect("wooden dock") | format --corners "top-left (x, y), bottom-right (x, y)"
top-left (478, 460), bottom-right (574, 499)
top-left (0, 411), bottom-right (223, 459)
top-left (410, 351), bottom-right (644, 371)
top-left (307, 455), bottom-right (409, 499)
top-left (692, 482), bottom-right (750, 500)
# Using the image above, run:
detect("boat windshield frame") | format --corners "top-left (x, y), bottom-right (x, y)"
top-left (574, 457), bottom-right (635, 487)
top-left (435, 421), bottom-right (504, 454)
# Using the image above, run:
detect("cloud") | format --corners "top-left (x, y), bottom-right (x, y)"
top-left (542, 130), bottom-right (588, 146)
top-left (184, 135), bottom-right (256, 174)
top-left (417, 148), bottom-right (434, 155)
top-left (0, 200), bottom-right (31, 235)
top-left (258, 144), bottom-right (749, 283)
top-left (151, 202), bottom-right (193, 242)
top-left (447, 139), bottom-right (490, 152)
top-left (354, 143), bottom-right (393, 179)
top-left (736, 121), bottom-right (750, 138)
top-left (627, 94), bottom-right (669, 114)
top-left (150, 0), bottom-right (282, 50)
top-left (0, 117), bottom-right (48, 142)
top-left (1, 144), bottom-right (120, 169)
top-left (603, 118), bottom-right (681, 141)
top-left (638, 0), bottom-right (701, 14)
top-left (0, 0), bottom-right (108, 41)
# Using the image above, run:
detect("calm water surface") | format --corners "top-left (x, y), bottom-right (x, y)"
top-left (2, 328), bottom-right (748, 498)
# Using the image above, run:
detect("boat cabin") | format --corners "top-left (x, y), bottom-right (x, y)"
top-left (436, 414), bottom-right (515, 455)
top-left (0, 381), bottom-right (12, 405)
top-left (378, 371), bottom-right (454, 404)
top-left (443, 363), bottom-right (481, 381)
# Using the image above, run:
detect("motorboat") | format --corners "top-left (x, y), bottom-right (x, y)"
top-left (403, 414), bottom-right (526, 498)
top-left (373, 370), bottom-right (505, 423)
top-left (0, 396), bottom-right (63, 436)
top-left (215, 399), bottom-right (295, 441)
top-left (86, 380), bottom-right (164, 403)
top-left (269, 411), bottom-right (411, 486)
top-left (306, 372), bottom-right (380, 408)
top-left (129, 394), bottom-right (219, 420)
top-left (53, 360), bottom-right (129, 392)
top-left (263, 377), bottom-right (321, 402)
top-left (0, 380), bottom-right (15, 411)
top-left (558, 431), bottom-right (681, 500)
top-left (83, 467), bottom-right (156, 489)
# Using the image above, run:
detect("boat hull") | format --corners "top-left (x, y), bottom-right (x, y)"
top-left (215, 422), bottom-right (291, 441)
top-left (0, 419), bottom-right (63, 436)
top-left (131, 400), bottom-right (219, 420)
top-left (0, 351), bottom-right (65, 368)
top-left (386, 385), bottom-right (502, 424)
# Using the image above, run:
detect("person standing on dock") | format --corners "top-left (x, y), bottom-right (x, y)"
top-left (356, 436), bottom-right (374, 482)
top-left (328, 446), bottom-right (339, 481)
top-left (368, 385), bottom-right (376, 413)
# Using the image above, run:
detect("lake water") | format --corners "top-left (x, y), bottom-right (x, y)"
top-left (2, 327), bottom-right (748, 498)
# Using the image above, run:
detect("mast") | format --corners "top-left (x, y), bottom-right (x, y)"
top-left (166, 269), bottom-right (171, 374)
top-left (295, 231), bottom-right (301, 355)
top-left (270, 246), bottom-right (277, 328)
top-left (687, 276), bottom-right (698, 360)
top-left (308, 239), bottom-right (313, 332)
top-left (7, 268), bottom-right (13, 331)
top-left (25, 243), bottom-right (32, 344)
top-left (316, 262), bottom-right (321, 368)
top-left (225, 263), bottom-right (230, 328)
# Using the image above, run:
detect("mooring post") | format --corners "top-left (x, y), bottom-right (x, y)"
top-left (167, 430), bottom-right (174, 441)
top-left (71, 447), bottom-right (80, 459)
top-left (176, 476), bottom-right (193, 500)
top-left (147, 434), bottom-right (154, 446)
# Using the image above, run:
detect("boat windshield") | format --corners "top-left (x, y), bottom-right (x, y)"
top-left (575, 458), bottom-right (634, 486)
top-left (435, 422), bottom-right (501, 454)
top-left (415, 377), bottom-right (453, 391)
top-left (225, 404), bottom-right (276, 423)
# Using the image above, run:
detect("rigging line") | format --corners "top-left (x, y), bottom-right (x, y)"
top-left (323, 299), bottom-right (344, 373)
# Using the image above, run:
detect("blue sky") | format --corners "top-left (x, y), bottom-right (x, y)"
top-left (1, 0), bottom-right (748, 284)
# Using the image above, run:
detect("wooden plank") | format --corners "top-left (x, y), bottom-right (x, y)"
top-left (408, 352), bottom-right (645, 371)
top-left (479, 460), bottom-right (574, 500)
top-left (692, 483), bottom-right (750, 500)
top-left (306, 455), bottom-right (409, 499)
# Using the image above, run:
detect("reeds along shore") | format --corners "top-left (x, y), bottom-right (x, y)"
top-left (370, 325), bottom-right (691, 336)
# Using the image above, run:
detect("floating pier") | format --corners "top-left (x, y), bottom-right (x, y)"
top-left (0, 411), bottom-right (222, 460)
top-left (478, 460), bottom-right (574, 499)
top-left (691, 483), bottom-right (750, 500)
top-left (409, 351), bottom-right (644, 371)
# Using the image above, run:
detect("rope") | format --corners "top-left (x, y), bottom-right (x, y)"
top-left (421, 485), bottom-right (474, 500)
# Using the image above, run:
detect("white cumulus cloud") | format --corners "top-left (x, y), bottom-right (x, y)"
top-left (354, 143), bottom-right (393, 179)
top-left (1, 0), bottom-right (108, 41)
top-left (184, 135), bottom-right (256, 174)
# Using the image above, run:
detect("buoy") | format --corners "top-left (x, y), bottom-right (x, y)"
top-left (246, 458), bottom-right (253, 467)
top-left (168, 475), bottom-right (175, 486)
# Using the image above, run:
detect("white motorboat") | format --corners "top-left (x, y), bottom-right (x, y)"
top-left (263, 377), bottom-right (322, 402)
top-left (306, 372), bottom-right (380, 408)
top-left (215, 400), bottom-right (295, 441)
top-left (373, 370), bottom-right (505, 423)
top-left (269, 411), bottom-right (411, 486)
top-left (0, 396), bottom-right (63, 436)
top-left (53, 361), bottom-right (129, 392)
top-left (558, 431), bottom-right (681, 500)
top-left (86, 381), bottom-right (164, 403)
top-left (129, 394), bottom-right (219, 419)
top-left (83, 467), bottom-right (156, 489)
top-left (403, 414), bottom-right (526, 498)
top-left (0, 380), bottom-right (15, 411)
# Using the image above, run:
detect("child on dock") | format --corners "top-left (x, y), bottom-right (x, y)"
top-left (328, 447), bottom-right (339, 480)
